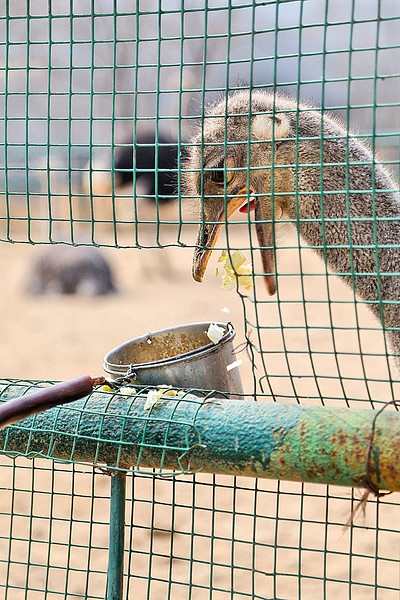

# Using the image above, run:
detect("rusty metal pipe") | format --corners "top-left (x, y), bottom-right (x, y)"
top-left (0, 384), bottom-right (398, 492)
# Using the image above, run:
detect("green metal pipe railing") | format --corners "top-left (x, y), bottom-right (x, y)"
top-left (0, 383), bottom-right (398, 493)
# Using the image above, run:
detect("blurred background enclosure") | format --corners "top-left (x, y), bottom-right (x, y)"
top-left (1, 0), bottom-right (399, 243)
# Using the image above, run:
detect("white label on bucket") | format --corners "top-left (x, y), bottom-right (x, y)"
top-left (207, 323), bottom-right (225, 344)
top-left (226, 359), bottom-right (243, 372)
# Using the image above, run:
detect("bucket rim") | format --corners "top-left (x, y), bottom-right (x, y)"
top-left (103, 321), bottom-right (236, 374)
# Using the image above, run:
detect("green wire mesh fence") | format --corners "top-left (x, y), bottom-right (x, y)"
top-left (0, 1), bottom-right (400, 598)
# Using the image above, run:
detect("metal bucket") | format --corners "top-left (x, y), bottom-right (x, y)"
top-left (103, 322), bottom-right (243, 396)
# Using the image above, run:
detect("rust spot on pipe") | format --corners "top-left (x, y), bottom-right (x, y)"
top-left (271, 427), bottom-right (286, 443)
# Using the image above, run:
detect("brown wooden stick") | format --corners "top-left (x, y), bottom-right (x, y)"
top-left (0, 375), bottom-right (105, 429)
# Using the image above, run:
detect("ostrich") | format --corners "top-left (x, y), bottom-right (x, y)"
top-left (183, 89), bottom-right (400, 362)
top-left (112, 133), bottom-right (178, 202)
top-left (88, 132), bottom-right (178, 203)
top-left (26, 245), bottom-right (116, 296)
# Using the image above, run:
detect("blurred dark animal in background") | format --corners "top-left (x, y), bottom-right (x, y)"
top-left (26, 246), bottom-right (116, 296)
top-left (113, 133), bottom-right (178, 202)
top-left (87, 132), bottom-right (178, 203)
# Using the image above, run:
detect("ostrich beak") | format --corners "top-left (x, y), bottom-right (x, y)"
top-left (192, 187), bottom-right (277, 296)
top-left (192, 192), bottom-right (245, 283)
top-left (253, 195), bottom-right (276, 296)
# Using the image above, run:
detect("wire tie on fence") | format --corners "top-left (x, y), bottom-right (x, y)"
top-left (345, 399), bottom-right (398, 528)
top-left (94, 465), bottom-right (115, 476)
top-left (364, 399), bottom-right (399, 498)
top-left (105, 364), bottom-right (137, 390)
top-left (233, 329), bottom-right (254, 364)
top-left (176, 442), bottom-right (207, 476)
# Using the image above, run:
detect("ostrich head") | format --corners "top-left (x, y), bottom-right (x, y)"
top-left (183, 90), bottom-right (300, 295)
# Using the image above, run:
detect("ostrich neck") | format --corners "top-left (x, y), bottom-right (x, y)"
top-left (280, 142), bottom-right (400, 362)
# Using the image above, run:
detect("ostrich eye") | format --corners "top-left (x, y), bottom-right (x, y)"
top-left (206, 159), bottom-right (234, 185)
top-left (211, 168), bottom-right (225, 183)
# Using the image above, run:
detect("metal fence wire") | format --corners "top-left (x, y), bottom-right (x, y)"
top-left (0, 1), bottom-right (400, 599)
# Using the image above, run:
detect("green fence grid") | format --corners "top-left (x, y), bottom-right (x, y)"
top-left (0, 1), bottom-right (400, 599)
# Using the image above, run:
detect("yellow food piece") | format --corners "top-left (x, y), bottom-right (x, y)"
top-left (119, 386), bottom-right (137, 395)
top-left (98, 384), bottom-right (115, 392)
top-left (99, 384), bottom-right (191, 411)
top-left (99, 384), bottom-right (138, 395)
top-left (217, 250), bottom-right (255, 291)
top-left (206, 323), bottom-right (225, 344)
top-left (144, 386), bottom-right (193, 411)
top-left (144, 388), bottom-right (164, 410)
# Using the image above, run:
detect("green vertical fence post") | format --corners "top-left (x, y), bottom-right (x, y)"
top-left (107, 471), bottom-right (126, 600)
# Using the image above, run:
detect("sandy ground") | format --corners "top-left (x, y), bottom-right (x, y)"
top-left (0, 208), bottom-right (398, 599)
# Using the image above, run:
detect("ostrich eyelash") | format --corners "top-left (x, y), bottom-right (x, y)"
top-left (204, 158), bottom-right (234, 185)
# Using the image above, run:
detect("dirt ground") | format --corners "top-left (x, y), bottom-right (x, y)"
top-left (0, 209), bottom-right (398, 599)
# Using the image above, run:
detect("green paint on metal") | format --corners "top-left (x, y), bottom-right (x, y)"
top-left (192, 399), bottom-right (302, 473)
top-left (0, 382), bottom-right (399, 492)
top-left (372, 445), bottom-right (381, 484)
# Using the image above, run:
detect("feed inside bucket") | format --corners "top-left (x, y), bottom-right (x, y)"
top-left (103, 322), bottom-right (243, 395)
